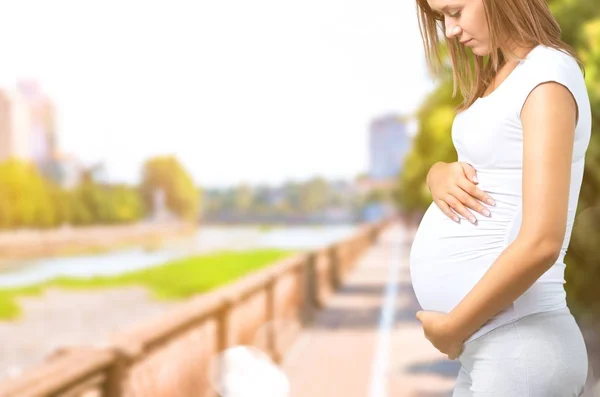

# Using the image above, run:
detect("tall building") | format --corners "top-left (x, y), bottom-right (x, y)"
top-left (0, 81), bottom-right (58, 165)
top-left (16, 80), bottom-right (58, 168)
top-left (368, 114), bottom-right (411, 181)
top-left (0, 81), bottom-right (76, 186)
top-left (0, 88), bottom-right (35, 161)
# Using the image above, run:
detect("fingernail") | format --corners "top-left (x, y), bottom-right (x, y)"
top-left (483, 209), bottom-right (491, 217)
top-left (453, 216), bottom-right (460, 223)
top-left (472, 175), bottom-right (478, 183)
top-left (487, 198), bottom-right (495, 205)
top-left (469, 216), bottom-right (476, 224)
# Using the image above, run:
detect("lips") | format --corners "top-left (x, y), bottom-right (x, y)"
top-left (461, 39), bottom-right (473, 45)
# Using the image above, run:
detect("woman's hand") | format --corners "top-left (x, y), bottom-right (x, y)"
top-left (416, 310), bottom-right (465, 360)
top-left (426, 161), bottom-right (496, 224)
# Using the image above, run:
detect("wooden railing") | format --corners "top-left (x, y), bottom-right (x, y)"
top-left (0, 219), bottom-right (394, 397)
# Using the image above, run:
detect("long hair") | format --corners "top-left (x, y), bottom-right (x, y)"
top-left (415, 0), bottom-right (586, 112)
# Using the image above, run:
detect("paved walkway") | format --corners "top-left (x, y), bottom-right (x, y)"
top-left (282, 220), bottom-right (600, 397)
top-left (282, 221), bottom-right (458, 397)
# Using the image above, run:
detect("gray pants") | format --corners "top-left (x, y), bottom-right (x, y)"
top-left (453, 306), bottom-right (589, 396)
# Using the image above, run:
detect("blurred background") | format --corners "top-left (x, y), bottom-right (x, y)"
top-left (0, 0), bottom-right (599, 396)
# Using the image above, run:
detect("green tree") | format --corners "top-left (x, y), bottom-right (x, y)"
top-left (299, 177), bottom-right (330, 214)
top-left (140, 155), bottom-right (200, 221)
top-left (395, 77), bottom-right (463, 214)
top-left (0, 159), bottom-right (58, 229)
top-left (233, 184), bottom-right (254, 215)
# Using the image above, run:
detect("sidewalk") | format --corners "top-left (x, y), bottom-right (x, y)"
top-left (281, 221), bottom-right (458, 397)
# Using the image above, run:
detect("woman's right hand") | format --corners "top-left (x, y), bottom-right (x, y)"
top-left (426, 161), bottom-right (496, 224)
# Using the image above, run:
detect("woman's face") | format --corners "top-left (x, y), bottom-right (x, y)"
top-left (427, 0), bottom-right (490, 56)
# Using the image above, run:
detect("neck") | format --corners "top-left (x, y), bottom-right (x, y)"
top-left (502, 40), bottom-right (537, 62)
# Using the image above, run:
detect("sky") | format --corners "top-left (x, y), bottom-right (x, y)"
top-left (0, 0), bottom-right (436, 189)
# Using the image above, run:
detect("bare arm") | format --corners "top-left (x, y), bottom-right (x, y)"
top-left (445, 81), bottom-right (577, 341)
top-left (426, 161), bottom-right (447, 190)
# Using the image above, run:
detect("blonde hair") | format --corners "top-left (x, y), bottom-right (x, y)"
top-left (415, 0), bottom-right (586, 112)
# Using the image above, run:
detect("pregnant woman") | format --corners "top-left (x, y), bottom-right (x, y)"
top-left (409, 0), bottom-right (591, 395)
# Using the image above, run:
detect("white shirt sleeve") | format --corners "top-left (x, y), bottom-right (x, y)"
top-left (513, 49), bottom-right (582, 127)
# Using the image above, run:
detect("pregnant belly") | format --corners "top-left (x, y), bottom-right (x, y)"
top-left (409, 201), bottom-right (519, 313)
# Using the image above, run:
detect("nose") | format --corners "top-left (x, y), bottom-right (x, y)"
top-left (445, 23), bottom-right (462, 39)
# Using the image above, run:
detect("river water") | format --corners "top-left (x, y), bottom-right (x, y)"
top-left (0, 224), bottom-right (358, 289)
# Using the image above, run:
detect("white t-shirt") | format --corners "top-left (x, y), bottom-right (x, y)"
top-left (409, 44), bottom-right (592, 343)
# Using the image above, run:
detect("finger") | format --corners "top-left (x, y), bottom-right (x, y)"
top-left (458, 179), bottom-right (496, 208)
top-left (450, 345), bottom-right (465, 360)
top-left (435, 199), bottom-right (460, 222)
top-left (444, 194), bottom-right (477, 224)
top-left (458, 162), bottom-right (478, 184)
top-left (452, 185), bottom-right (492, 218)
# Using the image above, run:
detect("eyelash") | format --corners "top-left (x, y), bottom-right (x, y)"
top-left (434, 10), bottom-right (461, 20)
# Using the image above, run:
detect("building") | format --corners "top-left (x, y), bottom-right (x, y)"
top-left (16, 80), bottom-right (58, 169)
top-left (0, 81), bottom-right (58, 165)
top-left (368, 114), bottom-right (411, 181)
top-left (0, 80), bottom-right (81, 187)
top-left (360, 113), bottom-right (413, 222)
top-left (0, 88), bottom-right (35, 161)
top-left (46, 153), bottom-right (84, 189)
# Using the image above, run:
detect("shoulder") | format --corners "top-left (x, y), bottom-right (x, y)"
top-left (522, 45), bottom-right (581, 76)
top-left (514, 44), bottom-right (585, 120)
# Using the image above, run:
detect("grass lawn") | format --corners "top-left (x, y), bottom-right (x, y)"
top-left (0, 248), bottom-right (298, 321)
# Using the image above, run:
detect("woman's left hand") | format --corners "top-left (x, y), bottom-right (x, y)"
top-left (416, 310), bottom-right (465, 360)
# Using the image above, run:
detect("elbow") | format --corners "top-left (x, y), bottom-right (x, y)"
top-left (519, 236), bottom-right (562, 266)
top-left (543, 243), bottom-right (562, 264)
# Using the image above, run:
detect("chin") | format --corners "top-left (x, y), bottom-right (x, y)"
top-left (471, 45), bottom-right (491, 56)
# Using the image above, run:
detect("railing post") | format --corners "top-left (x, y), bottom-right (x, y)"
top-left (308, 252), bottom-right (325, 309)
top-left (217, 298), bottom-right (234, 352)
top-left (265, 277), bottom-right (281, 364)
top-left (329, 246), bottom-right (342, 290)
top-left (213, 298), bottom-right (234, 397)
top-left (104, 343), bottom-right (142, 397)
top-left (299, 254), bottom-right (315, 325)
